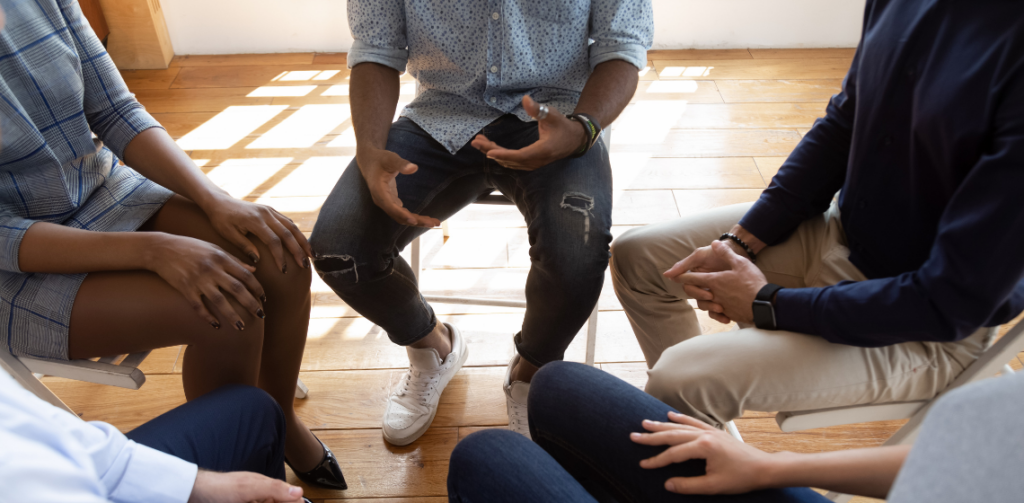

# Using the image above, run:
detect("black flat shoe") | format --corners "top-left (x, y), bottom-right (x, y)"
top-left (287, 435), bottom-right (348, 490)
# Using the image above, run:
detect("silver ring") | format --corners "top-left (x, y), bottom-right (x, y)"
top-left (535, 103), bottom-right (549, 121)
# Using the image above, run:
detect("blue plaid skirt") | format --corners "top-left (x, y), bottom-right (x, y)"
top-left (2, 158), bottom-right (173, 361)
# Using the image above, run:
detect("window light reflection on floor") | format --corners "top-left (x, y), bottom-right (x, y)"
top-left (659, 66), bottom-right (713, 78)
top-left (646, 80), bottom-right (699, 93)
top-left (246, 104), bottom-right (351, 149)
top-left (261, 156), bottom-right (353, 198)
top-left (247, 85), bottom-right (318, 97)
top-left (175, 105), bottom-right (287, 150)
top-left (203, 158), bottom-right (294, 199)
top-left (612, 100), bottom-right (689, 145)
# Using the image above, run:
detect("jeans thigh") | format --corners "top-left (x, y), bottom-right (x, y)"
top-left (310, 117), bottom-right (490, 277)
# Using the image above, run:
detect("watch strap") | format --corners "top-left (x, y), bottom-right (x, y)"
top-left (756, 283), bottom-right (784, 303)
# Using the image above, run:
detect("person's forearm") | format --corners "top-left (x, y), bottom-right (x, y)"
top-left (726, 224), bottom-right (768, 255)
top-left (350, 62), bottom-right (402, 157)
top-left (121, 127), bottom-right (229, 212)
top-left (762, 445), bottom-right (910, 498)
top-left (18, 222), bottom-right (165, 274)
top-left (574, 59), bottom-right (640, 128)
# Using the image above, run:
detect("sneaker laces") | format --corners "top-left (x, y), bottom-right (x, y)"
top-left (392, 368), bottom-right (442, 414)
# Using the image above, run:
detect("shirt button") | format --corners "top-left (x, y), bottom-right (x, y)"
top-left (490, 65), bottom-right (498, 73)
top-left (492, 12), bottom-right (499, 20)
top-left (490, 97), bottom-right (497, 103)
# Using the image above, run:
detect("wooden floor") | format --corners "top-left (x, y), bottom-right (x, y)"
top-left (42, 49), bottom-right (1024, 502)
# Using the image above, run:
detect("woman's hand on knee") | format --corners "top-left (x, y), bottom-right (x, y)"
top-left (145, 233), bottom-right (265, 330)
top-left (630, 411), bottom-right (775, 495)
top-left (200, 195), bottom-right (313, 274)
top-left (189, 470), bottom-right (303, 503)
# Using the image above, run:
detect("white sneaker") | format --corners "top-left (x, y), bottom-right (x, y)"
top-left (382, 323), bottom-right (468, 446)
top-left (504, 353), bottom-right (532, 439)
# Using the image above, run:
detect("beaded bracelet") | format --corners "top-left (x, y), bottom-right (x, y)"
top-left (719, 233), bottom-right (757, 263)
top-left (567, 113), bottom-right (602, 158)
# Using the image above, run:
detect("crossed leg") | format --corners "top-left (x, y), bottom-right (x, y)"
top-left (68, 195), bottom-right (323, 469)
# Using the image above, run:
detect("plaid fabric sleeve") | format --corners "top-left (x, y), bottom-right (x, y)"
top-left (58, 0), bottom-right (163, 160)
top-left (0, 213), bottom-right (36, 273)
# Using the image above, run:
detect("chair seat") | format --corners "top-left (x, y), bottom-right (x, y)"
top-left (776, 401), bottom-right (927, 433)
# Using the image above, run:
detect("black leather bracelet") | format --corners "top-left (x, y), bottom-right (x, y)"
top-left (719, 233), bottom-right (757, 263)
top-left (566, 113), bottom-right (602, 158)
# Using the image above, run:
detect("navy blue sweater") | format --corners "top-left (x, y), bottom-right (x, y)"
top-left (738, 0), bottom-right (1024, 346)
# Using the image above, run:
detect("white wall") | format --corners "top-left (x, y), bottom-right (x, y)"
top-left (161, 0), bottom-right (865, 56)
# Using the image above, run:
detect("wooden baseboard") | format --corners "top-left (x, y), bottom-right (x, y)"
top-left (99, 0), bottom-right (174, 69)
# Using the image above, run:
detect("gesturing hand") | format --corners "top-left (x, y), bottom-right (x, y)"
top-left (630, 411), bottom-right (775, 495)
top-left (147, 234), bottom-right (265, 330)
top-left (471, 95), bottom-right (587, 171)
top-left (664, 240), bottom-right (767, 325)
top-left (203, 196), bottom-right (312, 273)
top-left (356, 148), bottom-right (441, 228)
top-left (188, 470), bottom-right (304, 503)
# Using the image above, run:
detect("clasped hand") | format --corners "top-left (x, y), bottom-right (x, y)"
top-left (662, 240), bottom-right (768, 325)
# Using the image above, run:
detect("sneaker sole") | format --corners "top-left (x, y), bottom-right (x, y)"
top-left (382, 325), bottom-right (469, 447)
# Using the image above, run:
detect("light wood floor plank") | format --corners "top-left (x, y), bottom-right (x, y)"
top-left (135, 87), bottom-right (271, 113)
top-left (171, 53), bottom-right (315, 67)
top-left (651, 58), bottom-right (851, 80)
top-left (290, 428), bottom-right (455, 500)
top-left (673, 188), bottom-right (764, 217)
top-left (120, 68), bottom-right (181, 89)
top-left (42, 374), bottom-right (186, 431)
top-left (716, 79), bottom-right (843, 103)
top-left (672, 103), bottom-right (826, 129)
top-left (151, 111), bottom-right (219, 138)
top-left (754, 156), bottom-right (787, 184)
top-left (748, 48), bottom-right (857, 59)
top-left (313, 53), bottom-right (348, 65)
top-left (647, 49), bottom-right (752, 60)
top-left (617, 157), bottom-right (766, 190)
top-left (653, 129), bottom-right (802, 157)
top-left (631, 80), bottom-right (723, 103)
top-left (171, 65), bottom-right (351, 89)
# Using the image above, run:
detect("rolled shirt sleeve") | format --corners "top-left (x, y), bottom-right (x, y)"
top-left (347, 0), bottom-right (409, 73)
top-left (0, 212), bottom-right (36, 273)
top-left (589, 0), bottom-right (654, 71)
top-left (61, 0), bottom-right (162, 161)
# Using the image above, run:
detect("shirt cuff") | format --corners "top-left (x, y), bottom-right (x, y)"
top-left (773, 287), bottom-right (820, 337)
top-left (107, 442), bottom-right (197, 503)
top-left (737, 195), bottom-right (806, 246)
top-left (348, 39), bottom-right (409, 73)
top-left (0, 215), bottom-right (36, 273)
top-left (589, 42), bottom-right (648, 71)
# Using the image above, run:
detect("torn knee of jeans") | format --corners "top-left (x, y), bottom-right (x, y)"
top-left (560, 192), bottom-right (595, 243)
top-left (313, 254), bottom-right (359, 283)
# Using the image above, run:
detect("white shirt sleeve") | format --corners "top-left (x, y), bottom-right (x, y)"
top-left (0, 370), bottom-right (198, 503)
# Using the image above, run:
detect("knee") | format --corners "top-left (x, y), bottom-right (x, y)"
top-left (255, 255), bottom-right (312, 304)
top-left (610, 227), bottom-right (655, 287)
top-left (528, 361), bottom-right (608, 430)
top-left (450, 429), bottom-right (528, 476)
top-left (645, 342), bottom-right (732, 425)
top-left (214, 385), bottom-right (285, 432)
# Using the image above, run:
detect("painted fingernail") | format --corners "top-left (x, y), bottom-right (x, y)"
top-left (235, 321), bottom-right (245, 331)
top-left (260, 294), bottom-right (267, 303)
top-left (256, 308), bottom-right (265, 319)
top-left (303, 257), bottom-right (311, 269)
top-left (248, 252), bottom-right (259, 263)
top-left (666, 480), bottom-right (676, 492)
top-left (282, 262), bottom-right (288, 274)
top-left (211, 321), bottom-right (220, 330)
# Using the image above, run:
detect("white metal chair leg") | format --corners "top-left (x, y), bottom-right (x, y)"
top-left (1002, 363), bottom-right (1015, 375)
top-left (585, 304), bottom-right (599, 366)
top-left (824, 492), bottom-right (853, 502)
top-left (724, 420), bottom-right (743, 442)
top-left (295, 378), bottom-right (309, 399)
top-left (411, 235), bottom-right (421, 282)
top-left (441, 220), bottom-right (450, 239)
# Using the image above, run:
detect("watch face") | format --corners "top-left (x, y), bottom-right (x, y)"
top-left (752, 300), bottom-right (776, 330)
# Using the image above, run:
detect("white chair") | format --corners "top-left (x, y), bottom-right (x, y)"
top-left (775, 323), bottom-right (1024, 502)
top-left (1, 347), bottom-right (309, 415)
top-left (409, 190), bottom-right (601, 366)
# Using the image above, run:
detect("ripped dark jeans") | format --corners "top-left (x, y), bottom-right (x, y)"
top-left (308, 115), bottom-right (612, 367)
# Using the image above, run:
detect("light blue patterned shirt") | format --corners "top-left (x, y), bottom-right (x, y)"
top-left (347, 0), bottom-right (653, 154)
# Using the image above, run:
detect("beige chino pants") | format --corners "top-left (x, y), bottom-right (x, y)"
top-left (610, 202), bottom-right (990, 427)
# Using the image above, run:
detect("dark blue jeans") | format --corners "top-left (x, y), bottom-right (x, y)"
top-left (309, 115), bottom-right (612, 367)
top-left (126, 384), bottom-right (287, 480)
top-left (449, 362), bottom-right (830, 503)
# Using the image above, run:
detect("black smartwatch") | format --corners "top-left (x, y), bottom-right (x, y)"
top-left (752, 283), bottom-right (784, 330)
